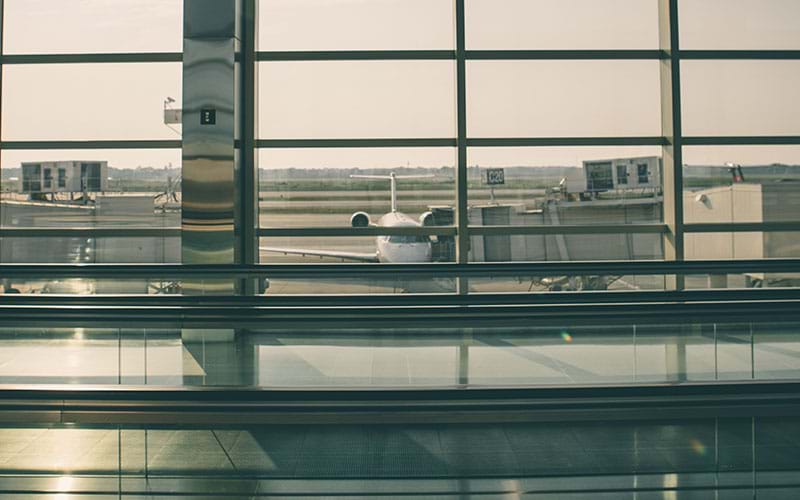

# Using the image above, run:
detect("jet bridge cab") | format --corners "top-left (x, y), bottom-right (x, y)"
top-left (376, 213), bottom-right (432, 263)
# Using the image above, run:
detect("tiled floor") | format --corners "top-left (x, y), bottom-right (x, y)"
top-left (0, 418), bottom-right (798, 497)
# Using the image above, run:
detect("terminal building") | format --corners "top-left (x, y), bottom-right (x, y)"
top-left (20, 160), bottom-right (108, 196)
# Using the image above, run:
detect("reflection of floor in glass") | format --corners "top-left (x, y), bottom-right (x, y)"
top-left (255, 332), bottom-right (800, 387)
top-left (0, 418), bottom-right (799, 497)
top-left (1, 327), bottom-right (800, 387)
top-left (0, 337), bottom-right (204, 384)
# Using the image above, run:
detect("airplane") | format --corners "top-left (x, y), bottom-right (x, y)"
top-left (260, 173), bottom-right (436, 263)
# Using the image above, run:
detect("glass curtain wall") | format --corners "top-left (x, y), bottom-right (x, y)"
top-left (0, 0), bottom-right (183, 294)
top-left (0, 0), bottom-right (798, 294)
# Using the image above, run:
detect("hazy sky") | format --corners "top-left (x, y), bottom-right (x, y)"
top-left (1, 0), bottom-right (800, 170)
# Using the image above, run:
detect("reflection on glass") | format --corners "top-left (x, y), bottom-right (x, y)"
top-left (4, 417), bottom-right (800, 493)
top-left (2, 63), bottom-right (182, 141)
top-left (467, 61), bottom-right (661, 138)
top-left (0, 278), bottom-right (183, 295)
top-left (0, 322), bottom-right (798, 387)
top-left (258, 61), bottom-right (455, 139)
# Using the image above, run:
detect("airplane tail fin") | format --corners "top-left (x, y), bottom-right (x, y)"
top-left (350, 173), bottom-right (434, 212)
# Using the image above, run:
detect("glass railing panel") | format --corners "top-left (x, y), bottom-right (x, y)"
top-left (0, 321), bottom-right (797, 388)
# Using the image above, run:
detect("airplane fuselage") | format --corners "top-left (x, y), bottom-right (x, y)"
top-left (375, 212), bottom-right (433, 263)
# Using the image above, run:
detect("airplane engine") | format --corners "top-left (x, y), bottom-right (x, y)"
top-left (350, 211), bottom-right (371, 228)
top-left (418, 211), bottom-right (435, 227)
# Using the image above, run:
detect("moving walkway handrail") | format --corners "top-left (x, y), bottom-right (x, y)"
top-left (1, 381), bottom-right (800, 425)
top-left (1, 297), bottom-right (799, 328)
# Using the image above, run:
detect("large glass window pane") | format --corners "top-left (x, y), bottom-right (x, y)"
top-left (259, 148), bottom-right (455, 228)
top-left (684, 146), bottom-right (800, 224)
top-left (467, 146), bottom-right (663, 224)
top-left (258, 0), bottom-right (454, 51)
top-left (2, 149), bottom-right (181, 228)
top-left (682, 61), bottom-right (800, 137)
top-left (467, 61), bottom-right (661, 138)
top-left (3, 0), bottom-right (182, 54)
top-left (680, 0), bottom-right (800, 50)
top-left (467, 232), bottom-right (663, 263)
top-left (1, 149), bottom-right (181, 272)
top-left (258, 61), bottom-right (456, 139)
top-left (469, 273), bottom-right (666, 293)
top-left (686, 232), bottom-right (800, 260)
top-left (466, 0), bottom-right (658, 50)
top-left (2, 63), bottom-right (182, 141)
top-left (259, 236), bottom-right (457, 293)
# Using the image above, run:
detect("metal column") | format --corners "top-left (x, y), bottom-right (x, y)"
top-left (182, 0), bottom-right (240, 276)
top-left (658, 0), bottom-right (685, 272)
top-left (181, 0), bottom-right (242, 348)
top-left (659, 0), bottom-right (687, 380)
top-left (455, 0), bottom-right (470, 294)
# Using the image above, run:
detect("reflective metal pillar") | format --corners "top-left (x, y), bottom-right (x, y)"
top-left (182, 0), bottom-right (240, 274)
top-left (181, 0), bottom-right (242, 348)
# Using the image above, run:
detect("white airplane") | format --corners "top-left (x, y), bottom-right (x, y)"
top-left (260, 173), bottom-right (435, 263)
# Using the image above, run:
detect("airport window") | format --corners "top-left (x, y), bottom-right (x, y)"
top-left (466, 0), bottom-right (659, 50)
top-left (2, 63), bottom-right (183, 141)
top-left (467, 60), bottom-right (661, 138)
top-left (679, 0), bottom-right (800, 50)
top-left (637, 164), bottom-right (649, 184)
top-left (681, 60), bottom-right (800, 137)
top-left (258, 0), bottom-right (454, 51)
top-left (2, 0), bottom-right (183, 54)
top-left (617, 165), bottom-right (628, 185)
top-left (586, 162), bottom-right (615, 192)
top-left (0, 0), bottom-right (796, 293)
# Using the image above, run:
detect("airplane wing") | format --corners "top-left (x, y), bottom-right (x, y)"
top-left (260, 246), bottom-right (379, 263)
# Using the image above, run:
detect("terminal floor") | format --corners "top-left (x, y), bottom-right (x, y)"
top-left (0, 418), bottom-right (798, 497)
